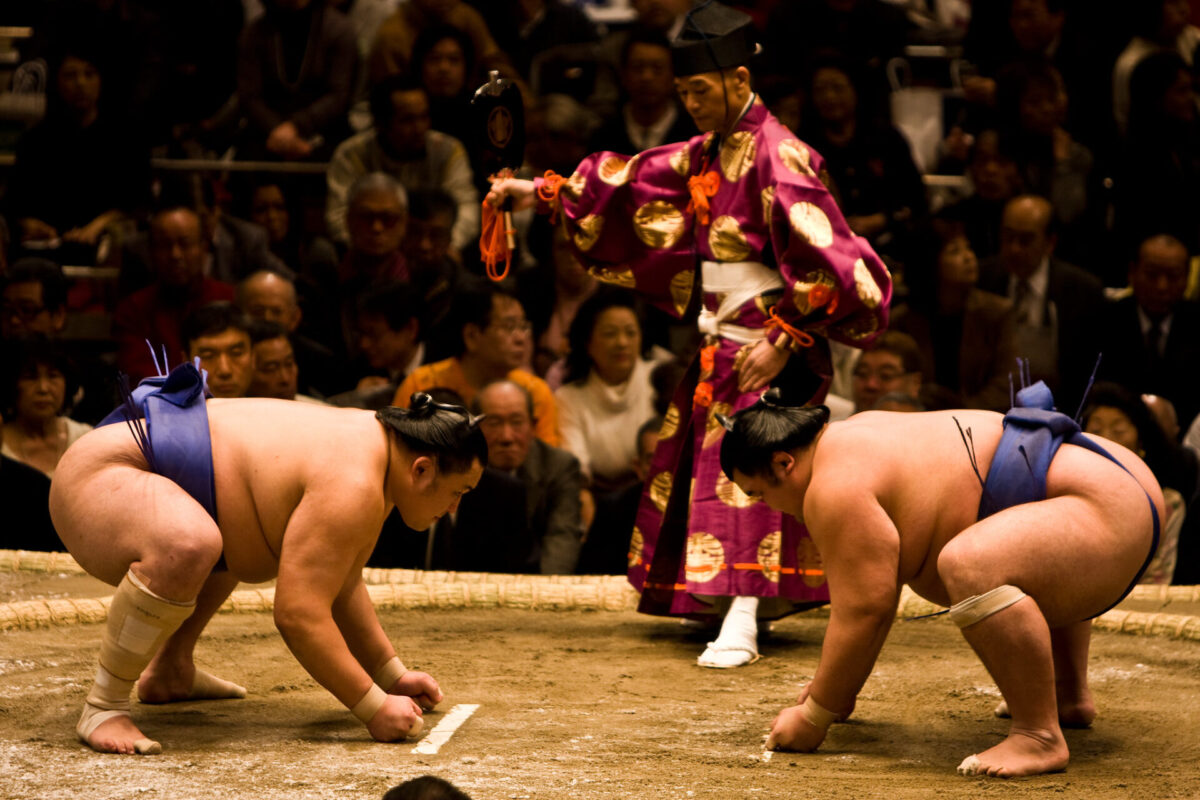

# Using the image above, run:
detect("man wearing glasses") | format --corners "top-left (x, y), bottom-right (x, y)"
top-left (850, 331), bottom-right (924, 414)
top-left (392, 279), bottom-right (561, 446)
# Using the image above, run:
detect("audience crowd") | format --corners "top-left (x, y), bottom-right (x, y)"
top-left (2, 0), bottom-right (1199, 584)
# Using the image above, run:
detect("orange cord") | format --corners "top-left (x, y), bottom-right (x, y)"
top-left (686, 170), bottom-right (720, 225)
top-left (536, 170), bottom-right (566, 223)
top-left (480, 200), bottom-right (514, 281)
top-left (765, 306), bottom-right (815, 349)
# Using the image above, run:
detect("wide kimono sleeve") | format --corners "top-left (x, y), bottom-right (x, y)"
top-left (534, 142), bottom-right (702, 320)
top-left (757, 130), bottom-right (893, 351)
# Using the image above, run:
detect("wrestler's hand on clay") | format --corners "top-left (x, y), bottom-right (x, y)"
top-left (366, 693), bottom-right (425, 742)
top-left (737, 339), bottom-right (790, 393)
top-left (485, 178), bottom-right (537, 213)
top-left (388, 669), bottom-right (444, 712)
top-left (765, 703), bottom-right (827, 752)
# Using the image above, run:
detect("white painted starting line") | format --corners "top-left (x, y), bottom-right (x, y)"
top-left (411, 703), bottom-right (480, 755)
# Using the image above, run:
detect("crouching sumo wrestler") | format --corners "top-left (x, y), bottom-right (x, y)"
top-left (718, 384), bottom-right (1163, 777)
top-left (50, 361), bottom-right (484, 755)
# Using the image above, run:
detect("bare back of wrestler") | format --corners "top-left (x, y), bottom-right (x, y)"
top-left (50, 397), bottom-right (484, 755)
top-left (724, 404), bottom-right (1163, 779)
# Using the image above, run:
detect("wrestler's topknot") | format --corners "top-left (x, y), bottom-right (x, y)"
top-left (376, 394), bottom-right (488, 474)
top-left (718, 389), bottom-right (829, 481)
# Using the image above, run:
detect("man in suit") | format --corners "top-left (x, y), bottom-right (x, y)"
top-left (473, 380), bottom-right (584, 575)
top-left (978, 194), bottom-right (1104, 413)
top-left (1097, 233), bottom-right (1200, 433)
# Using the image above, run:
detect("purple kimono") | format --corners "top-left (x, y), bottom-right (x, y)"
top-left (537, 98), bottom-right (893, 617)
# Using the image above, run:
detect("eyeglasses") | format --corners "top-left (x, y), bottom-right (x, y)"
top-left (2, 301), bottom-right (48, 321)
top-left (852, 367), bottom-right (910, 382)
top-left (489, 319), bottom-right (533, 335)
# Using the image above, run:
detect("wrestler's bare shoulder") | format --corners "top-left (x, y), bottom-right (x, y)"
top-left (818, 409), bottom-right (1004, 471)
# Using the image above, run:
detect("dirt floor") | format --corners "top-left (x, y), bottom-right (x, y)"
top-left (2, 570), bottom-right (1200, 800)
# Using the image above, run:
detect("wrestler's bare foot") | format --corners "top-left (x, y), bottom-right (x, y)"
top-left (957, 727), bottom-right (1068, 778)
top-left (78, 708), bottom-right (161, 755)
top-left (138, 659), bottom-right (245, 704)
top-left (993, 691), bottom-right (1095, 728)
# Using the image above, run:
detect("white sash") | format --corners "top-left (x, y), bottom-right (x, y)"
top-left (696, 260), bottom-right (784, 345)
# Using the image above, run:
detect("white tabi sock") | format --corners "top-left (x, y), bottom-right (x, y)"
top-left (698, 596), bottom-right (760, 668)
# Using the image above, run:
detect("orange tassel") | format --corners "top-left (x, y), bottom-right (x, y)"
top-left (480, 200), bottom-right (514, 281)
top-left (765, 306), bottom-right (815, 349)
top-left (686, 170), bottom-right (720, 225)
top-left (537, 170), bottom-right (566, 223)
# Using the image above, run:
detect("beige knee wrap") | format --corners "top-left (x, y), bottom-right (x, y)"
top-left (78, 571), bottom-right (196, 747)
top-left (948, 585), bottom-right (1027, 629)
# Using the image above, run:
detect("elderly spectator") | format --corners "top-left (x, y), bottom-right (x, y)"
top-left (1, 339), bottom-right (92, 480)
top-left (587, 25), bottom-right (697, 156)
top-left (393, 279), bottom-right (560, 445)
top-left (977, 194), bottom-right (1103, 413)
top-left (246, 318), bottom-right (326, 403)
top-left (326, 76), bottom-right (478, 253)
top-left (113, 205), bottom-right (236, 382)
top-left (473, 380), bottom-right (584, 574)
top-left (6, 42), bottom-right (149, 265)
top-left (1096, 233), bottom-right (1200, 432)
top-left (181, 302), bottom-right (256, 399)
top-left (892, 228), bottom-right (1017, 411)
top-left (236, 0), bottom-right (358, 160)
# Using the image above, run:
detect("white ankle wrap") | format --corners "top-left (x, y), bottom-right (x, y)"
top-left (948, 585), bottom-right (1027, 629)
top-left (78, 571), bottom-right (195, 750)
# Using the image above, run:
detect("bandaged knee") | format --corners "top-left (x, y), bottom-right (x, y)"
top-left (78, 571), bottom-right (195, 740)
top-left (948, 585), bottom-right (1027, 629)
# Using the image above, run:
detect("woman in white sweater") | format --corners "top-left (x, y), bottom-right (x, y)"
top-left (554, 290), bottom-right (666, 493)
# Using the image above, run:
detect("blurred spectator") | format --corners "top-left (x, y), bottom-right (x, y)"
top-left (519, 222), bottom-right (598, 381)
top-left (1117, 51), bottom-right (1200, 258)
top-left (892, 228), bottom-right (1017, 411)
top-left (473, 380), bottom-right (583, 574)
top-left (576, 414), bottom-right (660, 575)
top-left (326, 76), bottom-right (479, 253)
top-left (761, 0), bottom-right (908, 112)
top-left (329, 280), bottom-right (424, 409)
top-left (992, 60), bottom-right (1097, 267)
top-left (1112, 0), bottom-right (1200, 138)
top-left (1081, 381), bottom-right (1199, 585)
top-left (475, 0), bottom-right (599, 82)
top-left (382, 775), bottom-right (473, 800)
top-left (797, 54), bottom-right (928, 272)
top-left (403, 189), bottom-right (464, 363)
top-left (236, 269), bottom-right (342, 397)
top-left (243, 179), bottom-right (339, 290)
top-left (525, 92), bottom-right (601, 177)
top-left (849, 330), bottom-right (923, 413)
top-left (939, 129), bottom-right (1025, 261)
top-left (182, 302), bottom-right (255, 399)
top-left (1, 339), bottom-right (92, 479)
top-left (1096, 233), bottom-right (1200, 433)
top-left (2, 257), bottom-right (119, 424)
top-left (873, 391), bottom-right (925, 412)
top-left (412, 24), bottom-right (477, 154)
top-left (329, 0), bottom-right (400, 60)
top-left (236, 0), bottom-right (358, 161)
top-left (393, 279), bottom-right (560, 445)
top-left (113, 205), bottom-right (236, 382)
top-left (587, 25), bottom-right (697, 156)
top-left (246, 318), bottom-right (325, 402)
top-left (976, 194), bottom-right (1103, 412)
top-left (368, 0), bottom-right (508, 83)
top-left (0, 416), bottom-right (62, 552)
top-left (6, 42), bottom-right (150, 265)
top-left (2, 258), bottom-right (68, 339)
top-left (554, 290), bottom-right (660, 492)
top-left (121, 176), bottom-right (289, 296)
top-left (336, 172), bottom-right (411, 306)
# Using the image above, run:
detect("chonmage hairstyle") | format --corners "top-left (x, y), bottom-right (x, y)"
top-left (718, 388), bottom-right (829, 481)
top-left (376, 392), bottom-right (488, 474)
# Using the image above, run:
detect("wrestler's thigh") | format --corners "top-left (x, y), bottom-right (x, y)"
top-left (50, 459), bottom-right (222, 588)
top-left (936, 495), bottom-right (1152, 627)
